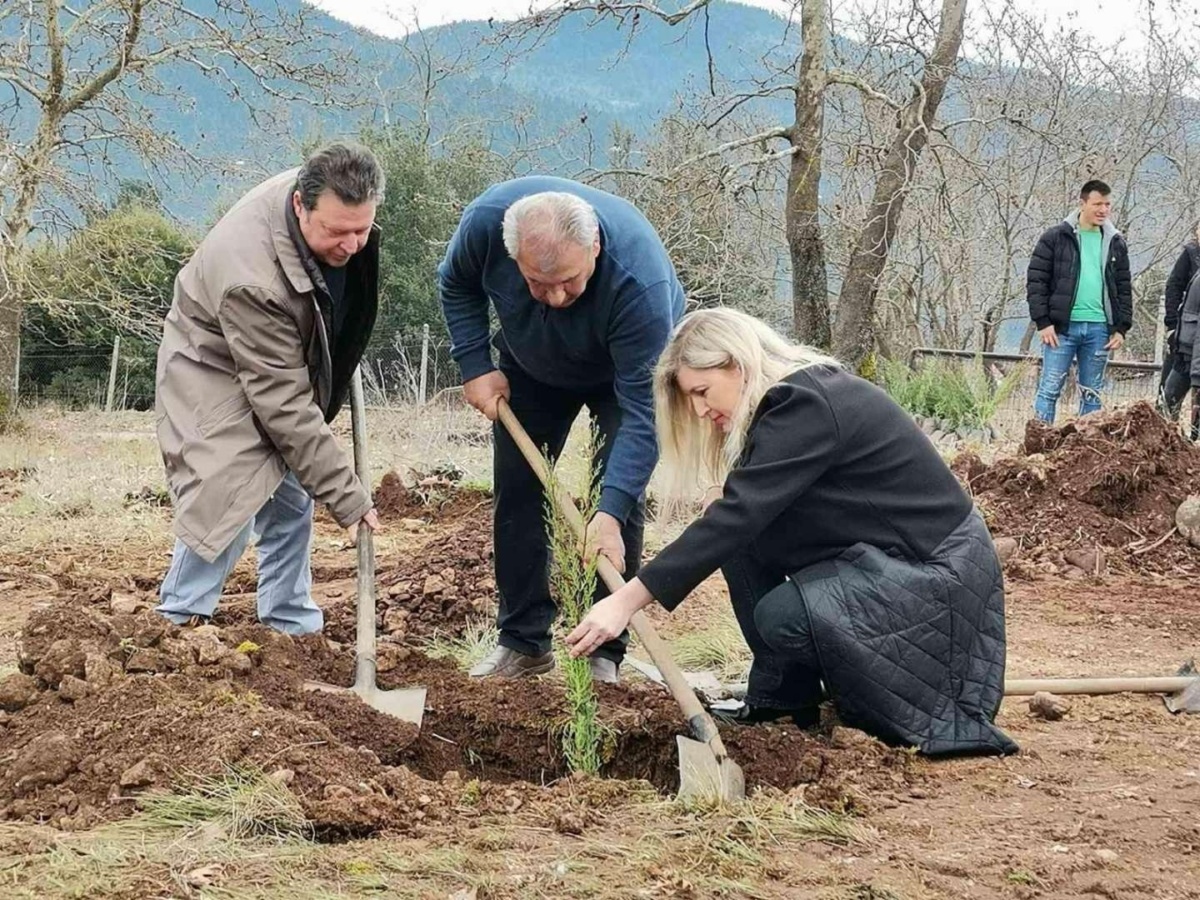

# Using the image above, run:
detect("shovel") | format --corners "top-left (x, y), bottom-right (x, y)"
top-left (1005, 660), bottom-right (1200, 714)
top-left (305, 367), bottom-right (427, 727)
top-left (496, 398), bottom-right (745, 804)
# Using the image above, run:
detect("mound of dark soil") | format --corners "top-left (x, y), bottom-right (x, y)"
top-left (0, 596), bottom-right (917, 835)
top-left (955, 402), bottom-right (1200, 576)
top-left (372, 472), bottom-right (490, 522)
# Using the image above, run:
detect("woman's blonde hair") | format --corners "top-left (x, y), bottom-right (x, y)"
top-left (653, 307), bottom-right (841, 503)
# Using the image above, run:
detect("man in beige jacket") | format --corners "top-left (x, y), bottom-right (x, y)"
top-left (154, 143), bottom-right (384, 634)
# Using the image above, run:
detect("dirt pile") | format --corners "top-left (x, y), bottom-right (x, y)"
top-left (207, 484), bottom-right (496, 645)
top-left (955, 402), bottom-right (1200, 576)
top-left (372, 471), bottom-right (489, 522)
top-left (0, 595), bottom-right (917, 835)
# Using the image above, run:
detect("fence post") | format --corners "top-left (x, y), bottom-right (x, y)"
top-left (105, 334), bottom-right (121, 412)
top-left (1154, 294), bottom-right (1166, 366)
top-left (418, 323), bottom-right (430, 405)
top-left (11, 331), bottom-right (19, 406)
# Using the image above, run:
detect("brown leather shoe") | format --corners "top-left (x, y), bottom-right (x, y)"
top-left (469, 645), bottom-right (555, 679)
top-left (589, 657), bottom-right (619, 684)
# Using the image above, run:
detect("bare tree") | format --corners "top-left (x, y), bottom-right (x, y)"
top-left (498, 0), bottom-right (969, 368)
top-left (832, 0), bottom-right (967, 367)
top-left (878, 0), bottom-right (1200, 358)
top-left (0, 0), bottom-right (364, 399)
top-left (789, 0), bottom-right (830, 347)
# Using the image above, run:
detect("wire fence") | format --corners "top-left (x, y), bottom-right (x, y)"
top-left (14, 328), bottom-right (1168, 440)
top-left (907, 347), bottom-right (1164, 441)
top-left (17, 335), bottom-right (154, 411)
top-left (12, 327), bottom-right (465, 412)
top-left (361, 326), bottom-right (463, 407)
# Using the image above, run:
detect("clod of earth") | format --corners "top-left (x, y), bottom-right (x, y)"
top-left (1063, 547), bottom-right (1105, 576)
top-left (33, 640), bottom-right (87, 687)
top-left (993, 536), bottom-right (1019, 563)
top-left (1028, 691), bottom-right (1071, 721)
top-left (109, 593), bottom-right (144, 616)
top-left (10, 733), bottom-right (79, 794)
top-left (0, 674), bottom-right (40, 712)
top-left (57, 675), bottom-right (90, 703)
top-left (119, 758), bottom-right (157, 788)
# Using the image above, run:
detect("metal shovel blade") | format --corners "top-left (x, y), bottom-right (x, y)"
top-left (676, 735), bottom-right (747, 804)
top-left (1165, 661), bottom-right (1200, 714)
top-left (304, 680), bottom-right (427, 727)
top-left (1165, 679), bottom-right (1200, 714)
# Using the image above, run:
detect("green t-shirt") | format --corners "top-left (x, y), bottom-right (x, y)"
top-left (1071, 227), bottom-right (1107, 323)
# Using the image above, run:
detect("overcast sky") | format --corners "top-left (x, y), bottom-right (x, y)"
top-left (312, 0), bottom-right (1161, 46)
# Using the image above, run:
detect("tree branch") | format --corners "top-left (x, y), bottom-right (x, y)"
top-left (825, 68), bottom-right (903, 110)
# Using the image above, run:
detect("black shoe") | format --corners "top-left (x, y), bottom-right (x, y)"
top-left (713, 703), bottom-right (820, 729)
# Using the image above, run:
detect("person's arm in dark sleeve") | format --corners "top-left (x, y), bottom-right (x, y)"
top-left (1164, 246), bottom-right (1192, 331)
top-left (1026, 230), bottom-right (1056, 330)
top-left (597, 281), bottom-right (680, 522)
top-left (438, 207), bottom-right (496, 382)
top-left (1113, 237), bottom-right (1133, 335)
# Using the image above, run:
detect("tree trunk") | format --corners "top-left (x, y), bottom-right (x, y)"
top-left (832, 0), bottom-right (967, 369)
top-left (0, 244), bottom-right (18, 405)
top-left (787, 0), bottom-right (830, 346)
top-left (981, 308), bottom-right (998, 352)
top-left (1018, 320), bottom-right (1037, 354)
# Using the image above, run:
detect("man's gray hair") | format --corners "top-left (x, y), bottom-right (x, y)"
top-left (295, 142), bottom-right (385, 210)
top-left (502, 192), bottom-right (599, 267)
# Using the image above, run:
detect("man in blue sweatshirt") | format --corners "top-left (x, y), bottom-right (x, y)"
top-left (438, 176), bottom-right (685, 683)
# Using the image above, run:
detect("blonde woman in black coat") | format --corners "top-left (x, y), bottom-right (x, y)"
top-left (568, 308), bottom-right (1017, 756)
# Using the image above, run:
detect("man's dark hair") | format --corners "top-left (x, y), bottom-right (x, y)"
top-left (1080, 179), bottom-right (1111, 200)
top-left (296, 142), bottom-right (385, 210)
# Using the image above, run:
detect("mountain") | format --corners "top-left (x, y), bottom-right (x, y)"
top-left (3, 1), bottom-right (801, 221)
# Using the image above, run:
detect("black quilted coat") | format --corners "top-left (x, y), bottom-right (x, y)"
top-left (638, 367), bottom-right (1019, 757)
top-left (789, 509), bottom-right (1017, 755)
top-left (1026, 212), bottom-right (1133, 336)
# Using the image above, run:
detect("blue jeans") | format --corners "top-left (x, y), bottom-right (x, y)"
top-left (157, 471), bottom-right (321, 634)
top-left (1034, 321), bottom-right (1110, 423)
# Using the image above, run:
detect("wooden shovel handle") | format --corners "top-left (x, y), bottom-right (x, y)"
top-left (496, 399), bottom-right (732, 757)
top-left (349, 367), bottom-right (378, 689)
top-left (1005, 676), bottom-right (1194, 695)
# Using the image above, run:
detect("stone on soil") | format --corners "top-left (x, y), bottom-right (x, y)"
top-left (1176, 495), bottom-right (1200, 548)
top-left (0, 673), bottom-right (41, 711)
top-left (109, 593), bottom-right (143, 616)
top-left (119, 759), bottom-right (156, 788)
top-left (993, 537), bottom-right (1019, 563)
top-left (382, 608), bottom-right (409, 635)
top-left (1028, 691), bottom-right (1071, 721)
top-left (84, 653), bottom-right (118, 686)
top-left (58, 675), bottom-right (90, 702)
top-left (1063, 547), bottom-right (1105, 575)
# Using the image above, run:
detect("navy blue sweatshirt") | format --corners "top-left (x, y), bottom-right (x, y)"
top-left (438, 176), bottom-right (685, 522)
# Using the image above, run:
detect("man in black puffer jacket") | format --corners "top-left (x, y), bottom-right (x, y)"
top-left (1027, 179), bottom-right (1133, 423)
top-left (1159, 229), bottom-right (1200, 418)
top-left (1162, 272), bottom-right (1200, 439)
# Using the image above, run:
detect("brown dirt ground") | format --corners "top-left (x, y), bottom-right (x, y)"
top-left (1, 420), bottom-right (1198, 898)
top-left (0, 485), bottom-right (915, 847)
